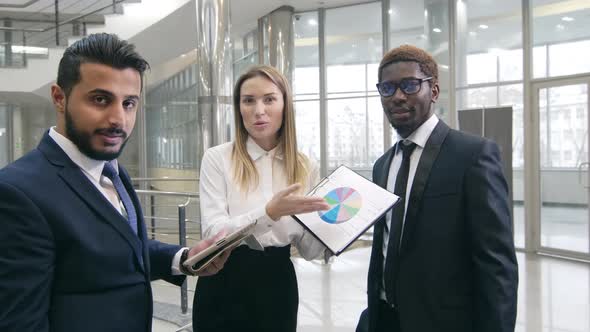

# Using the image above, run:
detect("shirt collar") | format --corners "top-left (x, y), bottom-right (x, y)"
top-left (396, 113), bottom-right (439, 149)
top-left (48, 127), bottom-right (119, 181)
top-left (246, 136), bottom-right (283, 161)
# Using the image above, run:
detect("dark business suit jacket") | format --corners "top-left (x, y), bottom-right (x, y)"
top-left (0, 132), bottom-right (184, 332)
top-left (363, 120), bottom-right (518, 332)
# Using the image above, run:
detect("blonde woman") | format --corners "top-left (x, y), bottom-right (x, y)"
top-left (192, 65), bottom-right (330, 332)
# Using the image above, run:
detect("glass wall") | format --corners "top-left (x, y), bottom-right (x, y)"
top-left (294, 11), bottom-right (321, 163)
top-left (146, 63), bottom-right (199, 171)
top-left (0, 28), bottom-right (27, 68)
top-left (532, 0), bottom-right (590, 256)
top-left (538, 83), bottom-right (589, 253)
top-left (0, 105), bottom-right (8, 168)
top-left (389, 0), bottom-right (451, 126)
top-left (532, 0), bottom-right (590, 79)
top-left (233, 29), bottom-right (259, 84)
top-left (454, 0), bottom-right (524, 248)
top-left (325, 2), bottom-right (383, 176)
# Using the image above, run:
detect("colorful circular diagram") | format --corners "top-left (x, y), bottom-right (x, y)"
top-left (318, 187), bottom-right (362, 224)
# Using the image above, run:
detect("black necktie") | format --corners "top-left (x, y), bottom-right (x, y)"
top-left (102, 163), bottom-right (138, 235)
top-left (384, 141), bottom-right (416, 305)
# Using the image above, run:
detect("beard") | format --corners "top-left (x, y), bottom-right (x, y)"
top-left (65, 106), bottom-right (128, 161)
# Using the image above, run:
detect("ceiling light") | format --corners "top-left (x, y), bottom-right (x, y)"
top-left (11, 45), bottom-right (48, 55)
top-left (562, 16), bottom-right (574, 22)
top-left (556, 24), bottom-right (565, 30)
top-left (478, 24), bottom-right (488, 29)
top-left (308, 19), bottom-right (317, 26)
top-left (388, 9), bottom-right (393, 15)
top-left (432, 28), bottom-right (442, 33)
top-left (469, 31), bottom-right (477, 37)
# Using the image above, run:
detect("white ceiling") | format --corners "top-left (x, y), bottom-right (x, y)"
top-left (0, 0), bottom-right (130, 14)
top-left (1, 0), bottom-right (589, 56)
top-left (229, 0), bottom-right (372, 35)
top-left (0, 0), bottom-right (367, 20)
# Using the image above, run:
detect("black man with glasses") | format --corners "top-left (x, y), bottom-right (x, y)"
top-left (357, 45), bottom-right (518, 332)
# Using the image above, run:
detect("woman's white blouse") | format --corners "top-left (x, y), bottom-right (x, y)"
top-left (199, 138), bottom-right (326, 260)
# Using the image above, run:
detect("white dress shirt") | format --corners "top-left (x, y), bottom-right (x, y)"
top-left (380, 114), bottom-right (439, 300)
top-left (199, 137), bottom-right (326, 260)
top-left (48, 127), bottom-right (184, 274)
top-left (49, 128), bottom-right (126, 214)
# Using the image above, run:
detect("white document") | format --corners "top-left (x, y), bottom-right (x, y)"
top-left (293, 165), bottom-right (400, 255)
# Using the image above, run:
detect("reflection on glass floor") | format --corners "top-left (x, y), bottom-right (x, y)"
top-left (513, 204), bottom-right (590, 253)
top-left (152, 246), bottom-right (590, 332)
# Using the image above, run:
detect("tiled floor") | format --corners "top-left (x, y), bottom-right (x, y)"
top-left (152, 246), bottom-right (590, 332)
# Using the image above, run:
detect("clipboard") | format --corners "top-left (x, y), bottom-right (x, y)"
top-left (292, 165), bottom-right (400, 255)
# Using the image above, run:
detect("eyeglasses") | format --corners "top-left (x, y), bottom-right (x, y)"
top-left (376, 77), bottom-right (433, 97)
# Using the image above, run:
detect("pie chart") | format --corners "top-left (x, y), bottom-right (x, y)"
top-left (318, 187), bottom-right (362, 224)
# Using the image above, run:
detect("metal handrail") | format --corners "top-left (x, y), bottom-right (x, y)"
top-left (143, 216), bottom-right (189, 222)
top-left (133, 177), bottom-right (198, 182)
top-left (0, 0), bottom-right (42, 8)
top-left (0, 0), bottom-right (128, 33)
top-left (144, 204), bottom-right (191, 208)
top-left (134, 189), bottom-right (200, 315)
top-left (135, 189), bottom-right (198, 198)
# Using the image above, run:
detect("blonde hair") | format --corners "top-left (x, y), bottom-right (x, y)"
top-left (231, 65), bottom-right (310, 193)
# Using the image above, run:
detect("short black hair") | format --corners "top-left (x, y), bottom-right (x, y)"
top-left (378, 44), bottom-right (438, 84)
top-left (56, 33), bottom-right (149, 96)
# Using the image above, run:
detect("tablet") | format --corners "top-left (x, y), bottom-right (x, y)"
top-left (182, 222), bottom-right (255, 274)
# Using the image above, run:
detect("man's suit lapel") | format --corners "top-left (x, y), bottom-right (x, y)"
top-left (377, 145), bottom-right (396, 190)
top-left (38, 133), bottom-right (145, 272)
top-left (369, 146), bottom-right (396, 282)
top-left (119, 166), bottom-right (150, 274)
top-left (373, 145), bottom-right (396, 240)
top-left (375, 145), bottom-right (395, 233)
top-left (400, 120), bottom-right (450, 253)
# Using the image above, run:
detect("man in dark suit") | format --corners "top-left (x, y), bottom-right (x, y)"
top-left (358, 45), bottom-right (518, 332)
top-left (0, 33), bottom-right (229, 331)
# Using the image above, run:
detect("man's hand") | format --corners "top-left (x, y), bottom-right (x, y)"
top-left (265, 183), bottom-right (330, 221)
top-left (184, 231), bottom-right (232, 276)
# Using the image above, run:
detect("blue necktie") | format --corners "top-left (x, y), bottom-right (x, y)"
top-left (102, 163), bottom-right (138, 235)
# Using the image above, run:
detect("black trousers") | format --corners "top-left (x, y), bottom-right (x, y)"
top-left (192, 245), bottom-right (298, 332)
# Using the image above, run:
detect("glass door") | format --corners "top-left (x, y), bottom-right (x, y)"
top-left (533, 77), bottom-right (590, 258)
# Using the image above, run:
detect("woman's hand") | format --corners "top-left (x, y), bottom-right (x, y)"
top-left (265, 183), bottom-right (330, 221)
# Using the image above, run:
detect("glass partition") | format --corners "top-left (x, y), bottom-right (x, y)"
top-left (387, 0), bottom-right (451, 141)
top-left (294, 11), bottom-right (321, 163)
top-left (0, 105), bottom-right (8, 168)
top-left (325, 2), bottom-right (383, 177)
top-left (233, 29), bottom-right (259, 84)
top-left (532, 0), bottom-right (590, 79)
top-left (455, 0), bottom-right (524, 248)
top-left (146, 63), bottom-right (199, 172)
top-left (537, 81), bottom-right (590, 254)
